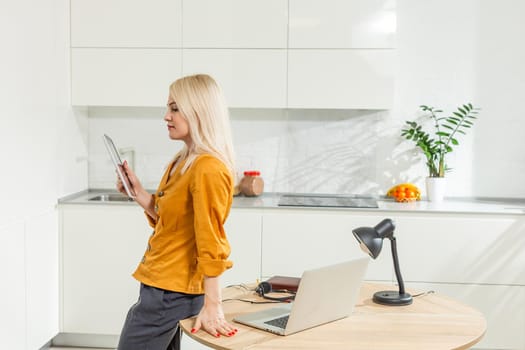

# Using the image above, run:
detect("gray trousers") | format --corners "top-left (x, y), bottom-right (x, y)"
top-left (117, 283), bottom-right (204, 350)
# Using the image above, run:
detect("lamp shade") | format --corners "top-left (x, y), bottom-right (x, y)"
top-left (352, 218), bottom-right (412, 306)
top-left (352, 218), bottom-right (396, 259)
top-left (352, 227), bottom-right (383, 258)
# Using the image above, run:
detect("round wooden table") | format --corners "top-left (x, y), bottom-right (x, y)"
top-left (180, 282), bottom-right (486, 350)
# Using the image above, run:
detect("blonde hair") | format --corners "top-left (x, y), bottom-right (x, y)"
top-left (169, 74), bottom-right (235, 177)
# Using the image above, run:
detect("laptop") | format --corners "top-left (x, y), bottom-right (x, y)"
top-left (103, 134), bottom-right (135, 198)
top-left (233, 257), bottom-right (369, 336)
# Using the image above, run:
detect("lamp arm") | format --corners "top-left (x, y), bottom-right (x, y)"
top-left (389, 237), bottom-right (406, 295)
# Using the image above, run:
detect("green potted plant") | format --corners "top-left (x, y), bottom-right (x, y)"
top-left (401, 103), bottom-right (480, 201)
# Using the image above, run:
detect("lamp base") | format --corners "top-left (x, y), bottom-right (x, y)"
top-left (373, 290), bottom-right (413, 306)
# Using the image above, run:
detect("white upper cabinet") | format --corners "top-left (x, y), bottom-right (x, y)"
top-left (288, 49), bottom-right (395, 109)
top-left (183, 49), bottom-right (287, 108)
top-left (72, 48), bottom-right (182, 106)
top-left (289, 0), bottom-right (396, 48)
top-left (183, 0), bottom-right (288, 48)
top-left (71, 0), bottom-right (182, 47)
top-left (70, 0), bottom-right (396, 109)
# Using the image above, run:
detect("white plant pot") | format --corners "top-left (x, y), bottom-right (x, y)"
top-left (426, 177), bottom-right (446, 202)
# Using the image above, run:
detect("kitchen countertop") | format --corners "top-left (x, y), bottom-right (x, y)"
top-left (58, 189), bottom-right (525, 215)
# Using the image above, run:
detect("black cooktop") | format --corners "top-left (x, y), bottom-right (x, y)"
top-left (278, 195), bottom-right (378, 208)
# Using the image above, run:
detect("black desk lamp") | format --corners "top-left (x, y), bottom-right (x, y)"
top-left (352, 218), bottom-right (413, 306)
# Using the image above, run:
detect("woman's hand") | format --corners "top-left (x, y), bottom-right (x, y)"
top-left (191, 302), bottom-right (237, 338)
top-left (116, 161), bottom-right (156, 217)
top-left (191, 276), bottom-right (238, 337)
top-left (115, 160), bottom-right (143, 197)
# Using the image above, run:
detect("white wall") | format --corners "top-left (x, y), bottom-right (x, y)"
top-left (0, 0), bottom-right (88, 348)
top-left (392, 0), bottom-right (525, 198)
top-left (87, 0), bottom-right (525, 199)
top-left (473, 1), bottom-right (525, 197)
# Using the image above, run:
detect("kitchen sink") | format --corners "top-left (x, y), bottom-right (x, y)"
top-left (88, 193), bottom-right (134, 202)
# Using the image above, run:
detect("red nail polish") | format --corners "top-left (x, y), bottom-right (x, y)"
top-left (216, 333), bottom-right (220, 337)
top-left (191, 328), bottom-right (196, 333)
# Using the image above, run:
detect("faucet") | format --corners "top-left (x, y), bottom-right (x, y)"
top-left (119, 147), bottom-right (135, 172)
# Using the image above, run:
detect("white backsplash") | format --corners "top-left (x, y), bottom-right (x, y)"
top-left (88, 107), bottom-right (418, 196)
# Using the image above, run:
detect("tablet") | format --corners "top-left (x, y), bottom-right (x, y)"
top-left (103, 134), bottom-right (135, 198)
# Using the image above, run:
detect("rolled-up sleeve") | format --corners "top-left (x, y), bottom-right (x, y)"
top-left (191, 162), bottom-right (233, 277)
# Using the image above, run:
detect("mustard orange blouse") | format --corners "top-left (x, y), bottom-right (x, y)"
top-left (133, 154), bottom-right (234, 294)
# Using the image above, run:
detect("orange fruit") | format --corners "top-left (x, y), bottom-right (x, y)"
top-left (396, 192), bottom-right (406, 200)
top-left (386, 183), bottom-right (421, 202)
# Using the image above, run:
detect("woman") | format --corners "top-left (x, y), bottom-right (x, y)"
top-left (116, 74), bottom-right (237, 350)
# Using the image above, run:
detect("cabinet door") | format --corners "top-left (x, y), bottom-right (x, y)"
top-left (183, 0), bottom-right (287, 48)
top-left (61, 205), bottom-right (151, 334)
top-left (0, 220), bottom-right (26, 349)
top-left (72, 48), bottom-right (182, 106)
top-left (222, 209), bottom-right (263, 287)
top-left (289, 0), bottom-right (396, 48)
top-left (180, 208), bottom-right (262, 350)
top-left (26, 210), bottom-right (59, 349)
top-left (395, 214), bottom-right (525, 285)
top-left (183, 49), bottom-right (287, 108)
top-left (71, 0), bottom-right (182, 47)
top-left (261, 210), bottom-right (392, 281)
top-left (61, 205), bottom-right (262, 336)
top-left (287, 49), bottom-right (395, 109)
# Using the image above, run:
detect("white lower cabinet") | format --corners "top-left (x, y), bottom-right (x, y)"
top-left (59, 204), bottom-right (262, 348)
top-left (60, 205), bottom-right (151, 335)
top-left (60, 204), bottom-right (525, 349)
top-left (182, 208), bottom-right (262, 350)
top-left (1, 210), bottom-right (59, 350)
top-left (26, 210), bottom-right (59, 349)
top-left (0, 220), bottom-right (26, 350)
top-left (261, 209), bottom-right (525, 350)
top-left (261, 209), bottom-right (392, 280)
top-left (221, 208), bottom-right (263, 287)
top-left (393, 213), bottom-right (525, 286)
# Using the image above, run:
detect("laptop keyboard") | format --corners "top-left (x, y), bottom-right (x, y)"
top-left (264, 315), bottom-right (289, 329)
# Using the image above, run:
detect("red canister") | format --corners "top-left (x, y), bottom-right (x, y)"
top-left (239, 170), bottom-right (264, 197)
